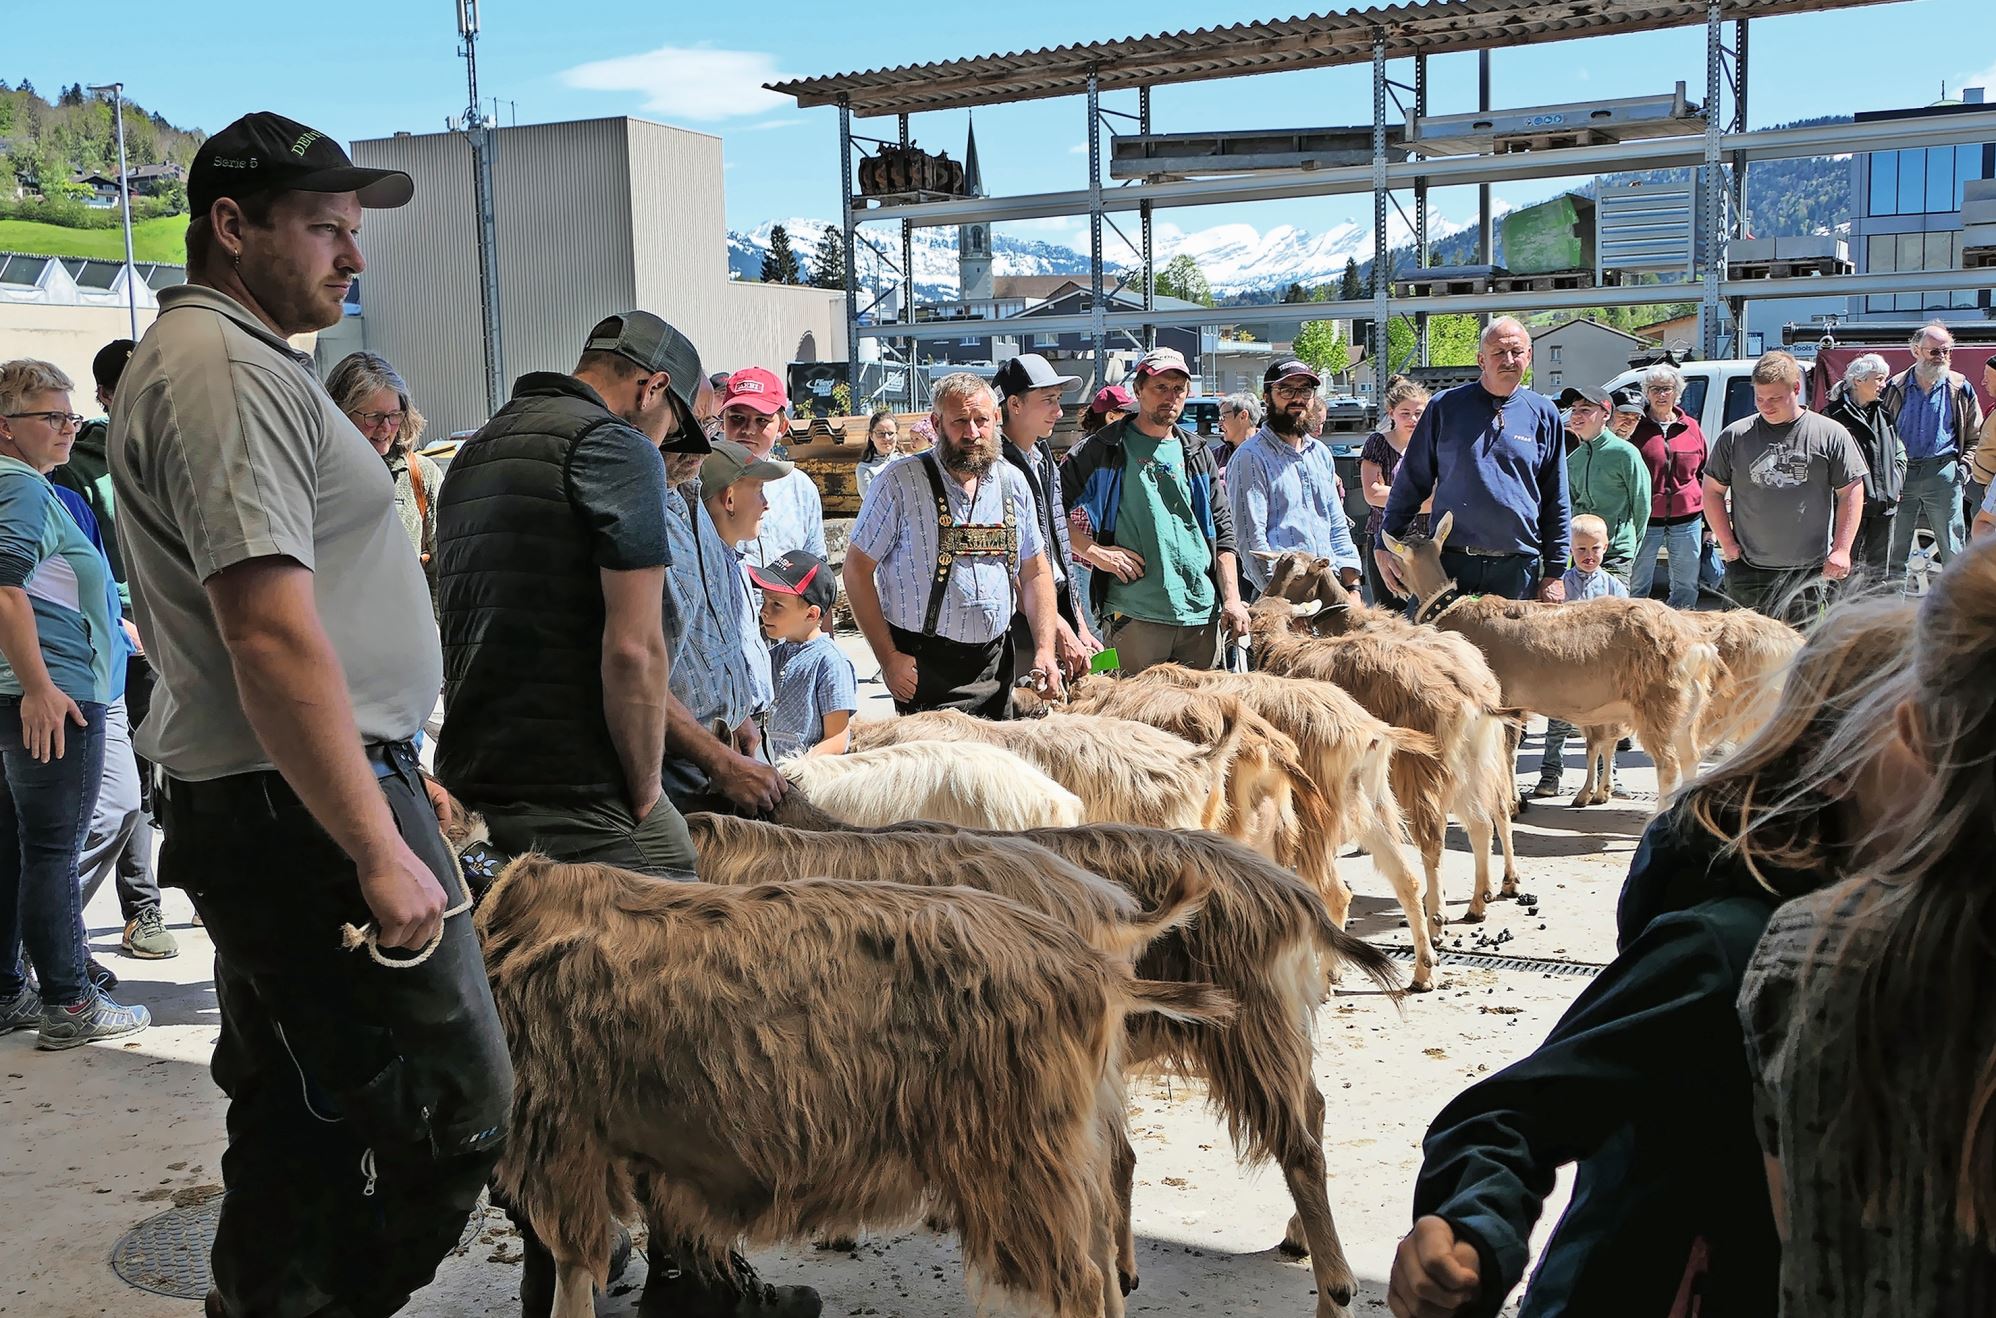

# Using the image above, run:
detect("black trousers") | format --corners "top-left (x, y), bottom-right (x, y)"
top-left (889, 623), bottom-right (1014, 719)
top-left (157, 744), bottom-right (510, 1318)
top-left (1851, 507), bottom-right (1896, 584)
top-left (1722, 560), bottom-right (1829, 624)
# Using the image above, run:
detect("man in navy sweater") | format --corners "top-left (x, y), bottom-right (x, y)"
top-left (1381, 317), bottom-right (1571, 604)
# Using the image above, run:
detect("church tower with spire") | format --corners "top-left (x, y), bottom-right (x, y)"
top-left (956, 115), bottom-right (993, 306)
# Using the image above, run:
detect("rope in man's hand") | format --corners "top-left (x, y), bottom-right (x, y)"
top-left (339, 893), bottom-right (475, 969)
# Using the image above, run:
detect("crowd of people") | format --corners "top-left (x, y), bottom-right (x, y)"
top-left (3, 101), bottom-right (1994, 1318)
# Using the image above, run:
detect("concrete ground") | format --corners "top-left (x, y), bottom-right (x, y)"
top-left (3, 635), bottom-right (1655, 1317)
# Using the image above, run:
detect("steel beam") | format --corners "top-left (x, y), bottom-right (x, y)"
top-left (1699, 0), bottom-right (1725, 357)
top-left (1414, 52), bottom-right (1429, 367)
top-left (840, 98), bottom-right (860, 404)
top-left (856, 266), bottom-right (1996, 342)
top-left (900, 111), bottom-right (915, 408)
top-left (845, 107), bottom-right (1996, 230)
top-left (1371, 32), bottom-right (1391, 375)
top-left (1088, 70), bottom-right (1106, 390)
top-left (1140, 85), bottom-right (1155, 351)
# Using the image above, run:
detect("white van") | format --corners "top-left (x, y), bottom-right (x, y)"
top-left (1601, 358), bottom-right (1813, 446)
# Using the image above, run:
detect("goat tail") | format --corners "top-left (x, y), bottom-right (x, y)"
top-left (1125, 978), bottom-right (1237, 1027)
top-left (1469, 710), bottom-right (1516, 821)
top-left (1115, 858), bottom-right (1218, 956)
top-left (1385, 726), bottom-right (1442, 762)
top-left (1194, 717), bottom-right (1250, 830)
top-left (1306, 904), bottom-right (1403, 995)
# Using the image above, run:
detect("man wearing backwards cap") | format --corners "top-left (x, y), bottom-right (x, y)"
top-left (994, 352), bottom-right (1102, 677)
top-left (1557, 384), bottom-right (1650, 581)
top-left (1061, 346), bottom-right (1249, 674)
top-left (108, 112), bottom-right (510, 1318)
top-left (719, 366), bottom-right (826, 570)
top-left (1230, 358), bottom-right (1363, 597)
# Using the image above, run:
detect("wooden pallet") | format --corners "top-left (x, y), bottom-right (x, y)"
top-left (1393, 275), bottom-right (1495, 298)
top-left (1726, 256), bottom-right (1854, 280)
top-left (857, 189), bottom-right (962, 208)
top-left (1492, 128), bottom-right (1617, 154)
top-left (1490, 269), bottom-right (1596, 293)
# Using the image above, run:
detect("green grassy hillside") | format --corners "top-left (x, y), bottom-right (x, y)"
top-left (0, 214), bottom-right (189, 264)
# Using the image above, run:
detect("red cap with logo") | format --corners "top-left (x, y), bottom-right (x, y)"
top-left (1134, 347), bottom-right (1191, 380)
top-left (721, 366), bottom-right (789, 416)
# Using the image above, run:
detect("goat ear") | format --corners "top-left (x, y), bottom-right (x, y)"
top-left (1381, 531), bottom-right (1408, 559)
top-left (1251, 549), bottom-right (1282, 563)
top-left (1434, 510), bottom-right (1454, 547)
top-left (1289, 599), bottom-right (1325, 618)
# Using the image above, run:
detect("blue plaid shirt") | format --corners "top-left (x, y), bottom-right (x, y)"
top-left (740, 468), bottom-right (826, 570)
top-left (663, 482), bottom-right (771, 730)
top-left (1895, 372), bottom-right (1958, 462)
top-left (766, 635), bottom-right (857, 761)
top-left (1228, 428), bottom-right (1361, 591)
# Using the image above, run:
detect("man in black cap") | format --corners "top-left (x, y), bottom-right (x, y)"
top-left (108, 112), bottom-right (510, 1318)
top-left (435, 309), bottom-right (711, 877)
top-left (994, 352), bottom-right (1101, 678)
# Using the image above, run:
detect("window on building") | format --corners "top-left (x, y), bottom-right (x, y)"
top-left (1927, 145), bottom-right (1957, 213)
top-left (1866, 230), bottom-right (1974, 313)
top-left (959, 335), bottom-right (981, 347)
top-left (1549, 371), bottom-right (1564, 387)
top-left (1870, 150), bottom-right (1899, 217)
top-left (1034, 332), bottom-right (1058, 348)
top-left (1870, 143), bottom-right (1989, 217)
top-left (1549, 345), bottom-right (1563, 364)
top-left (1897, 147), bottom-right (1927, 214)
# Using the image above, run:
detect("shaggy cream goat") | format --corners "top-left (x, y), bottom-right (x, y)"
top-left (778, 739), bottom-right (1084, 829)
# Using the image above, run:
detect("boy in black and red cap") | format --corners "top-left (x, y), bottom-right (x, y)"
top-left (747, 551), bottom-right (857, 759)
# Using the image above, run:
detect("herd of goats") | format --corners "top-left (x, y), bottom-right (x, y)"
top-left (463, 532), bottom-right (1803, 1318)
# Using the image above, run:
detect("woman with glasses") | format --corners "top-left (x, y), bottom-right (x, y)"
top-left (1628, 364), bottom-right (1709, 608)
top-left (327, 351), bottom-right (442, 614)
top-left (855, 408), bottom-right (899, 500)
top-left (0, 359), bottom-right (150, 1049)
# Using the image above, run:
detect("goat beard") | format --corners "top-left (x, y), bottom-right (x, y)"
top-left (940, 435), bottom-right (999, 477)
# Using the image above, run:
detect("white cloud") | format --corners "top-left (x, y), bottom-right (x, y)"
top-left (1965, 60), bottom-right (1996, 97)
top-left (739, 117), bottom-right (805, 132)
top-left (562, 45), bottom-right (793, 122)
top-left (1068, 143), bottom-right (1089, 155)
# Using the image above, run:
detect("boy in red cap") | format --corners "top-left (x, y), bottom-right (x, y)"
top-left (746, 552), bottom-right (857, 759)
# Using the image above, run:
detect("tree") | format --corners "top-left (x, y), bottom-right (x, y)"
top-left (1281, 282), bottom-right (1310, 304)
top-left (1154, 253), bottom-right (1212, 307)
top-left (760, 224), bottom-right (802, 285)
top-left (1292, 320), bottom-right (1350, 381)
top-left (1386, 312), bottom-right (1483, 374)
top-left (1338, 257), bottom-right (1363, 302)
top-left (59, 83), bottom-right (85, 108)
top-left (807, 227), bottom-right (846, 290)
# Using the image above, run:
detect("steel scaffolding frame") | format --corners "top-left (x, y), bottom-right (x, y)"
top-left (813, 1), bottom-right (1995, 395)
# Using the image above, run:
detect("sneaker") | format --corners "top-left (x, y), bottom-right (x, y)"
top-left (122, 909), bottom-right (179, 960)
top-left (88, 956), bottom-right (119, 993)
top-left (0, 984), bottom-right (39, 1034)
top-left (1527, 773), bottom-right (1564, 799)
top-left (37, 989), bottom-right (150, 1051)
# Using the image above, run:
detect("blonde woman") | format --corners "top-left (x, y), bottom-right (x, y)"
top-left (1392, 593), bottom-right (1920, 1318)
top-left (1740, 539), bottom-right (1996, 1315)
top-left (327, 351), bottom-right (443, 611)
top-left (1359, 378), bottom-right (1430, 603)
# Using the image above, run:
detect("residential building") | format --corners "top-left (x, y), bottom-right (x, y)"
top-left (1531, 318), bottom-right (1648, 393)
top-left (0, 252), bottom-right (186, 393)
top-left (1848, 87), bottom-right (1994, 321)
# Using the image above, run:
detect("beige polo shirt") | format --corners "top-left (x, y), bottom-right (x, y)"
top-left (109, 285), bottom-right (442, 780)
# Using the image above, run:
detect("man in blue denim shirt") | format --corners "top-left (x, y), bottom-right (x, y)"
top-left (1382, 317), bottom-right (1571, 604)
top-left (1881, 321), bottom-right (1982, 578)
top-left (1231, 359), bottom-right (1363, 596)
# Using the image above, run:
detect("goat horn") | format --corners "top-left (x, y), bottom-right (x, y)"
top-left (1250, 549), bottom-right (1282, 562)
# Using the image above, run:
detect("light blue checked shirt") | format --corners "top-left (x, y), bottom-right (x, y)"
top-left (740, 468), bottom-right (826, 569)
top-left (766, 635), bottom-right (858, 761)
top-left (663, 482), bottom-right (771, 730)
top-left (849, 453), bottom-right (1045, 645)
top-left (1228, 427), bottom-right (1361, 592)
top-left (1560, 564), bottom-right (1629, 600)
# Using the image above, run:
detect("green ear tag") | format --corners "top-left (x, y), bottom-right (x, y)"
top-left (1090, 648), bottom-right (1121, 674)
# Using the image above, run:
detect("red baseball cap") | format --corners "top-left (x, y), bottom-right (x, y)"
top-left (1134, 347), bottom-right (1191, 380)
top-left (1090, 384), bottom-right (1136, 414)
top-left (721, 366), bottom-right (789, 416)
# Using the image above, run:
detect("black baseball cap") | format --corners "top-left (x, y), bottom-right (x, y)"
top-left (746, 551), bottom-right (837, 613)
top-left (1556, 384), bottom-right (1612, 410)
top-left (584, 311), bottom-right (710, 453)
top-left (189, 112), bottom-right (413, 219)
top-left (1610, 385), bottom-right (1647, 414)
top-left (993, 353), bottom-right (1081, 399)
top-left (1263, 359), bottom-right (1322, 388)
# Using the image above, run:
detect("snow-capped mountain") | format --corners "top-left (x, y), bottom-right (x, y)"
top-left (728, 211), bottom-right (1470, 300)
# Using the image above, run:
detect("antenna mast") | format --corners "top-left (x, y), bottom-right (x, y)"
top-left (455, 0), bottom-right (506, 416)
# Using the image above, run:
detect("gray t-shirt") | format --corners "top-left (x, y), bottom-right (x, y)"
top-left (1707, 411), bottom-right (1867, 571)
top-left (109, 285), bottom-right (442, 780)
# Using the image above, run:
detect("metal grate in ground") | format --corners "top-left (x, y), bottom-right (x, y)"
top-left (1377, 944), bottom-right (1605, 978)
top-left (112, 1192), bottom-right (486, 1298)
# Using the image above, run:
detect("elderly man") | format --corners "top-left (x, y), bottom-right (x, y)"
top-left (1881, 321), bottom-right (1983, 580)
top-left (657, 439), bottom-right (792, 817)
top-left (1821, 353), bottom-right (1907, 580)
top-left (1705, 351), bottom-right (1867, 621)
top-left (1211, 391), bottom-right (1262, 474)
top-left (109, 112), bottom-right (509, 1318)
top-left (845, 372), bottom-right (1061, 716)
top-left (994, 352), bottom-right (1101, 678)
top-left (1063, 347), bottom-right (1250, 674)
top-left (1558, 384), bottom-right (1650, 582)
top-left (720, 366), bottom-right (826, 569)
top-left (1231, 358), bottom-right (1363, 596)
top-left (1381, 316), bottom-right (1570, 604)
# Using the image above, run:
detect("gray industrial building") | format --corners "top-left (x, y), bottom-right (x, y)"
top-left (1846, 88), bottom-right (1993, 322)
top-left (343, 116), bottom-right (845, 438)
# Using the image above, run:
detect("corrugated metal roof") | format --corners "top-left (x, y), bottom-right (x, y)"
top-left (768, 0), bottom-right (1894, 118)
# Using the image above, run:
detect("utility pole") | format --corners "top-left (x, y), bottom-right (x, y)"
top-left (454, 0), bottom-right (506, 417)
top-left (87, 82), bottom-right (138, 341)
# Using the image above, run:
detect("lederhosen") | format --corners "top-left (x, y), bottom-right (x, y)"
top-left (887, 452), bottom-right (1021, 719)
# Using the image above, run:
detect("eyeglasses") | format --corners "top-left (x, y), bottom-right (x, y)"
top-left (1645, 385), bottom-right (1678, 395)
top-left (1270, 383), bottom-right (1316, 400)
top-left (349, 410), bottom-right (405, 429)
top-left (1921, 344), bottom-right (1954, 356)
top-left (4, 411), bottom-right (83, 431)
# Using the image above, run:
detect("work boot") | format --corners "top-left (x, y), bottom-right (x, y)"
top-left (0, 984), bottom-right (39, 1034)
top-left (38, 988), bottom-right (150, 1050)
top-left (640, 1250), bottom-right (822, 1318)
top-left (123, 908), bottom-right (180, 959)
top-left (1527, 771), bottom-right (1564, 799)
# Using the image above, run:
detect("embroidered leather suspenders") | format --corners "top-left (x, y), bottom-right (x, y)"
top-left (917, 450), bottom-right (1018, 635)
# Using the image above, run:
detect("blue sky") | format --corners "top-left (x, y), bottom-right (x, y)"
top-left (13, 0), bottom-right (1994, 252)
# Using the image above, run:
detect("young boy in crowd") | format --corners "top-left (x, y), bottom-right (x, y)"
top-left (747, 551), bottom-right (859, 759)
top-left (1533, 514), bottom-right (1630, 799)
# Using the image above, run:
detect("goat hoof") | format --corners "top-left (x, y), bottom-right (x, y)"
top-left (1407, 977), bottom-right (1435, 994)
top-left (1119, 1267), bottom-right (1139, 1295)
top-left (1461, 908), bottom-right (1487, 924)
top-left (1276, 1236), bottom-right (1308, 1259)
top-left (815, 1235), bottom-right (858, 1252)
